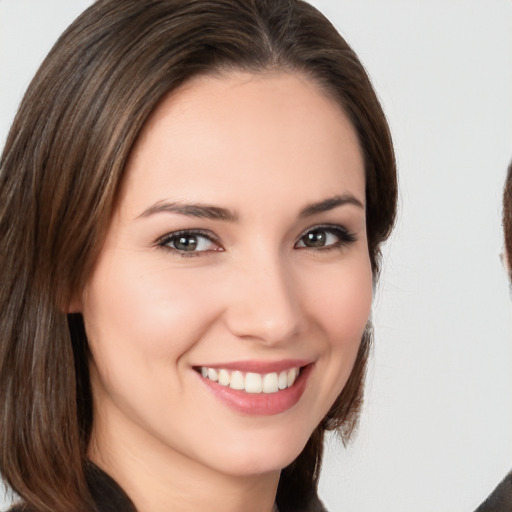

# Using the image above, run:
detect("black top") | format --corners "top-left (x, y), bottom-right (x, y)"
top-left (474, 471), bottom-right (512, 512)
top-left (8, 462), bottom-right (328, 512)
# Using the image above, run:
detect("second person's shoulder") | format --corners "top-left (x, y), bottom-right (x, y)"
top-left (475, 471), bottom-right (512, 512)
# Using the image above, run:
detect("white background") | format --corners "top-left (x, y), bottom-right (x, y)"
top-left (1, 1), bottom-right (512, 511)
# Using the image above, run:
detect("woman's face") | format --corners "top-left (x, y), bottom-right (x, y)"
top-left (79, 71), bottom-right (372, 478)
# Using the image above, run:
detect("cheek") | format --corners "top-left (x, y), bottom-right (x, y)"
top-left (288, 254), bottom-right (372, 428)
top-left (304, 257), bottom-right (373, 347)
top-left (81, 259), bottom-right (225, 421)
top-left (83, 258), bottom-right (222, 362)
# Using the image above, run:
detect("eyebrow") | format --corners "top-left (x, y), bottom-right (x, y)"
top-left (138, 193), bottom-right (363, 222)
top-left (299, 194), bottom-right (364, 217)
top-left (138, 201), bottom-right (239, 222)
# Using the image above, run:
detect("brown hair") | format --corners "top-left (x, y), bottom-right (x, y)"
top-left (0, 1), bottom-right (397, 511)
top-left (503, 160), bottom-right (512, 268)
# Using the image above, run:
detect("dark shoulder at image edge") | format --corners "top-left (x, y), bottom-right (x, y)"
top-left (474, 471), bottom-right (512, 512)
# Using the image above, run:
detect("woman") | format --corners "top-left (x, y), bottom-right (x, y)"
top-left (0, 1), bottom-right (397, 511)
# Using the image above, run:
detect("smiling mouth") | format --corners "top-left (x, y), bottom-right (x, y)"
top-left (195, 366), bottom-right (302, 394)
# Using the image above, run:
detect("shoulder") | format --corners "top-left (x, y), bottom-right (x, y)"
top-left (474, 471), bottom-right (512, 512)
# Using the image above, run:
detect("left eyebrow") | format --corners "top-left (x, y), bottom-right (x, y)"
top-left (299, 194), bottom-right (364, 218)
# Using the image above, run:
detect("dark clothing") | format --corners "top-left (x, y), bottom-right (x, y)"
top-left (8, 462), bottom-right (328, 512)
top-left (475, 472), bottom-right (512, 512)
top-left (282, 490), bottom-right (327, 512)
top-left (8, 495), bottom-right (327, 512)
top-left (6, 462), bottom-right (135, 512)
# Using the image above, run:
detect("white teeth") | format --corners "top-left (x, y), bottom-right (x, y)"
top-left (262, 373), bottom-right (279, 393)
top-left (230, 370), bottom-right (245, 390)
top-left (287, 367), bottom-right (298, 387)
top-left (245, 372), bottom-right (263, 393)
top-left (199, 366), bottom-right (302, 393)
top-left (278, 371), bottom-right (288, 390)
top-left (218, 369), bottom-right (230, 387)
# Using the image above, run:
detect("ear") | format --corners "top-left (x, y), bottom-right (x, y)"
top-left (500, 247), bottom-right (510, 276)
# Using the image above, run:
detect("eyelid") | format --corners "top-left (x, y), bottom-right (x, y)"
top-left (156, 229), bottom-right (223, 254)
top-left (294, 223), bottom-right (357, 249)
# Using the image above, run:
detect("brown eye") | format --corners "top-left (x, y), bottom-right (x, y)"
top-left (158, 230), bottom-right (221, 254)
top-left (302, 230), bottom-right (327, 248)
top-left (295, 225), bottom-right (356, 250)
top-left (174, 235), bottom-right (200, 251)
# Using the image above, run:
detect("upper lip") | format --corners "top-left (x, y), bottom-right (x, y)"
top-left (194, 359), bottom-right (312, 373)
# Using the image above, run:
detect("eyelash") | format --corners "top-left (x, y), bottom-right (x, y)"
top-left (156, 224), bottom-right (357, 257)
top-left (295, 224), bottom-right (357, 251)
top-left (156, 229), bottom-right (222, 258)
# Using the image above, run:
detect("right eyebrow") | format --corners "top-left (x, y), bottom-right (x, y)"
top-left (137, 201), bottom-right (239, 222)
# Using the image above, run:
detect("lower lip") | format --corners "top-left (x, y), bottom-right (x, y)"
top-left (198, 365), bottom-right (312, 416)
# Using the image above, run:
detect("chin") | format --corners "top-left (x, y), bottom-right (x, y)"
top-left (199, 427), bottom-right (314, 477)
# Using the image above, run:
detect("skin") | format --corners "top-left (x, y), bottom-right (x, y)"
top-left (76, 71), bottom-right (373, 512)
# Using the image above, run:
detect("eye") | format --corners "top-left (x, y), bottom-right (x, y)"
top-left (295, 225), bottom-right (356, 250)
top-left (157, 230), bottom-right (222, 255)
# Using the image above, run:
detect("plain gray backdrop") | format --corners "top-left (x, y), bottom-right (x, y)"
top-left (1, 1), bottom-right (512, 511)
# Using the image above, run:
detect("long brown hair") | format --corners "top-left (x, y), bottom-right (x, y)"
top-left (0, 1), bottom-right (397, 511)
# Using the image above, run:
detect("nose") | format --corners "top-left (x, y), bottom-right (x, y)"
top-left (223, 254), bottom-right (304, 345)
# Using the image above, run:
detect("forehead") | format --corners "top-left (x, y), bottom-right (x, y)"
top-left (118, 70), bottom-right (365, 216)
